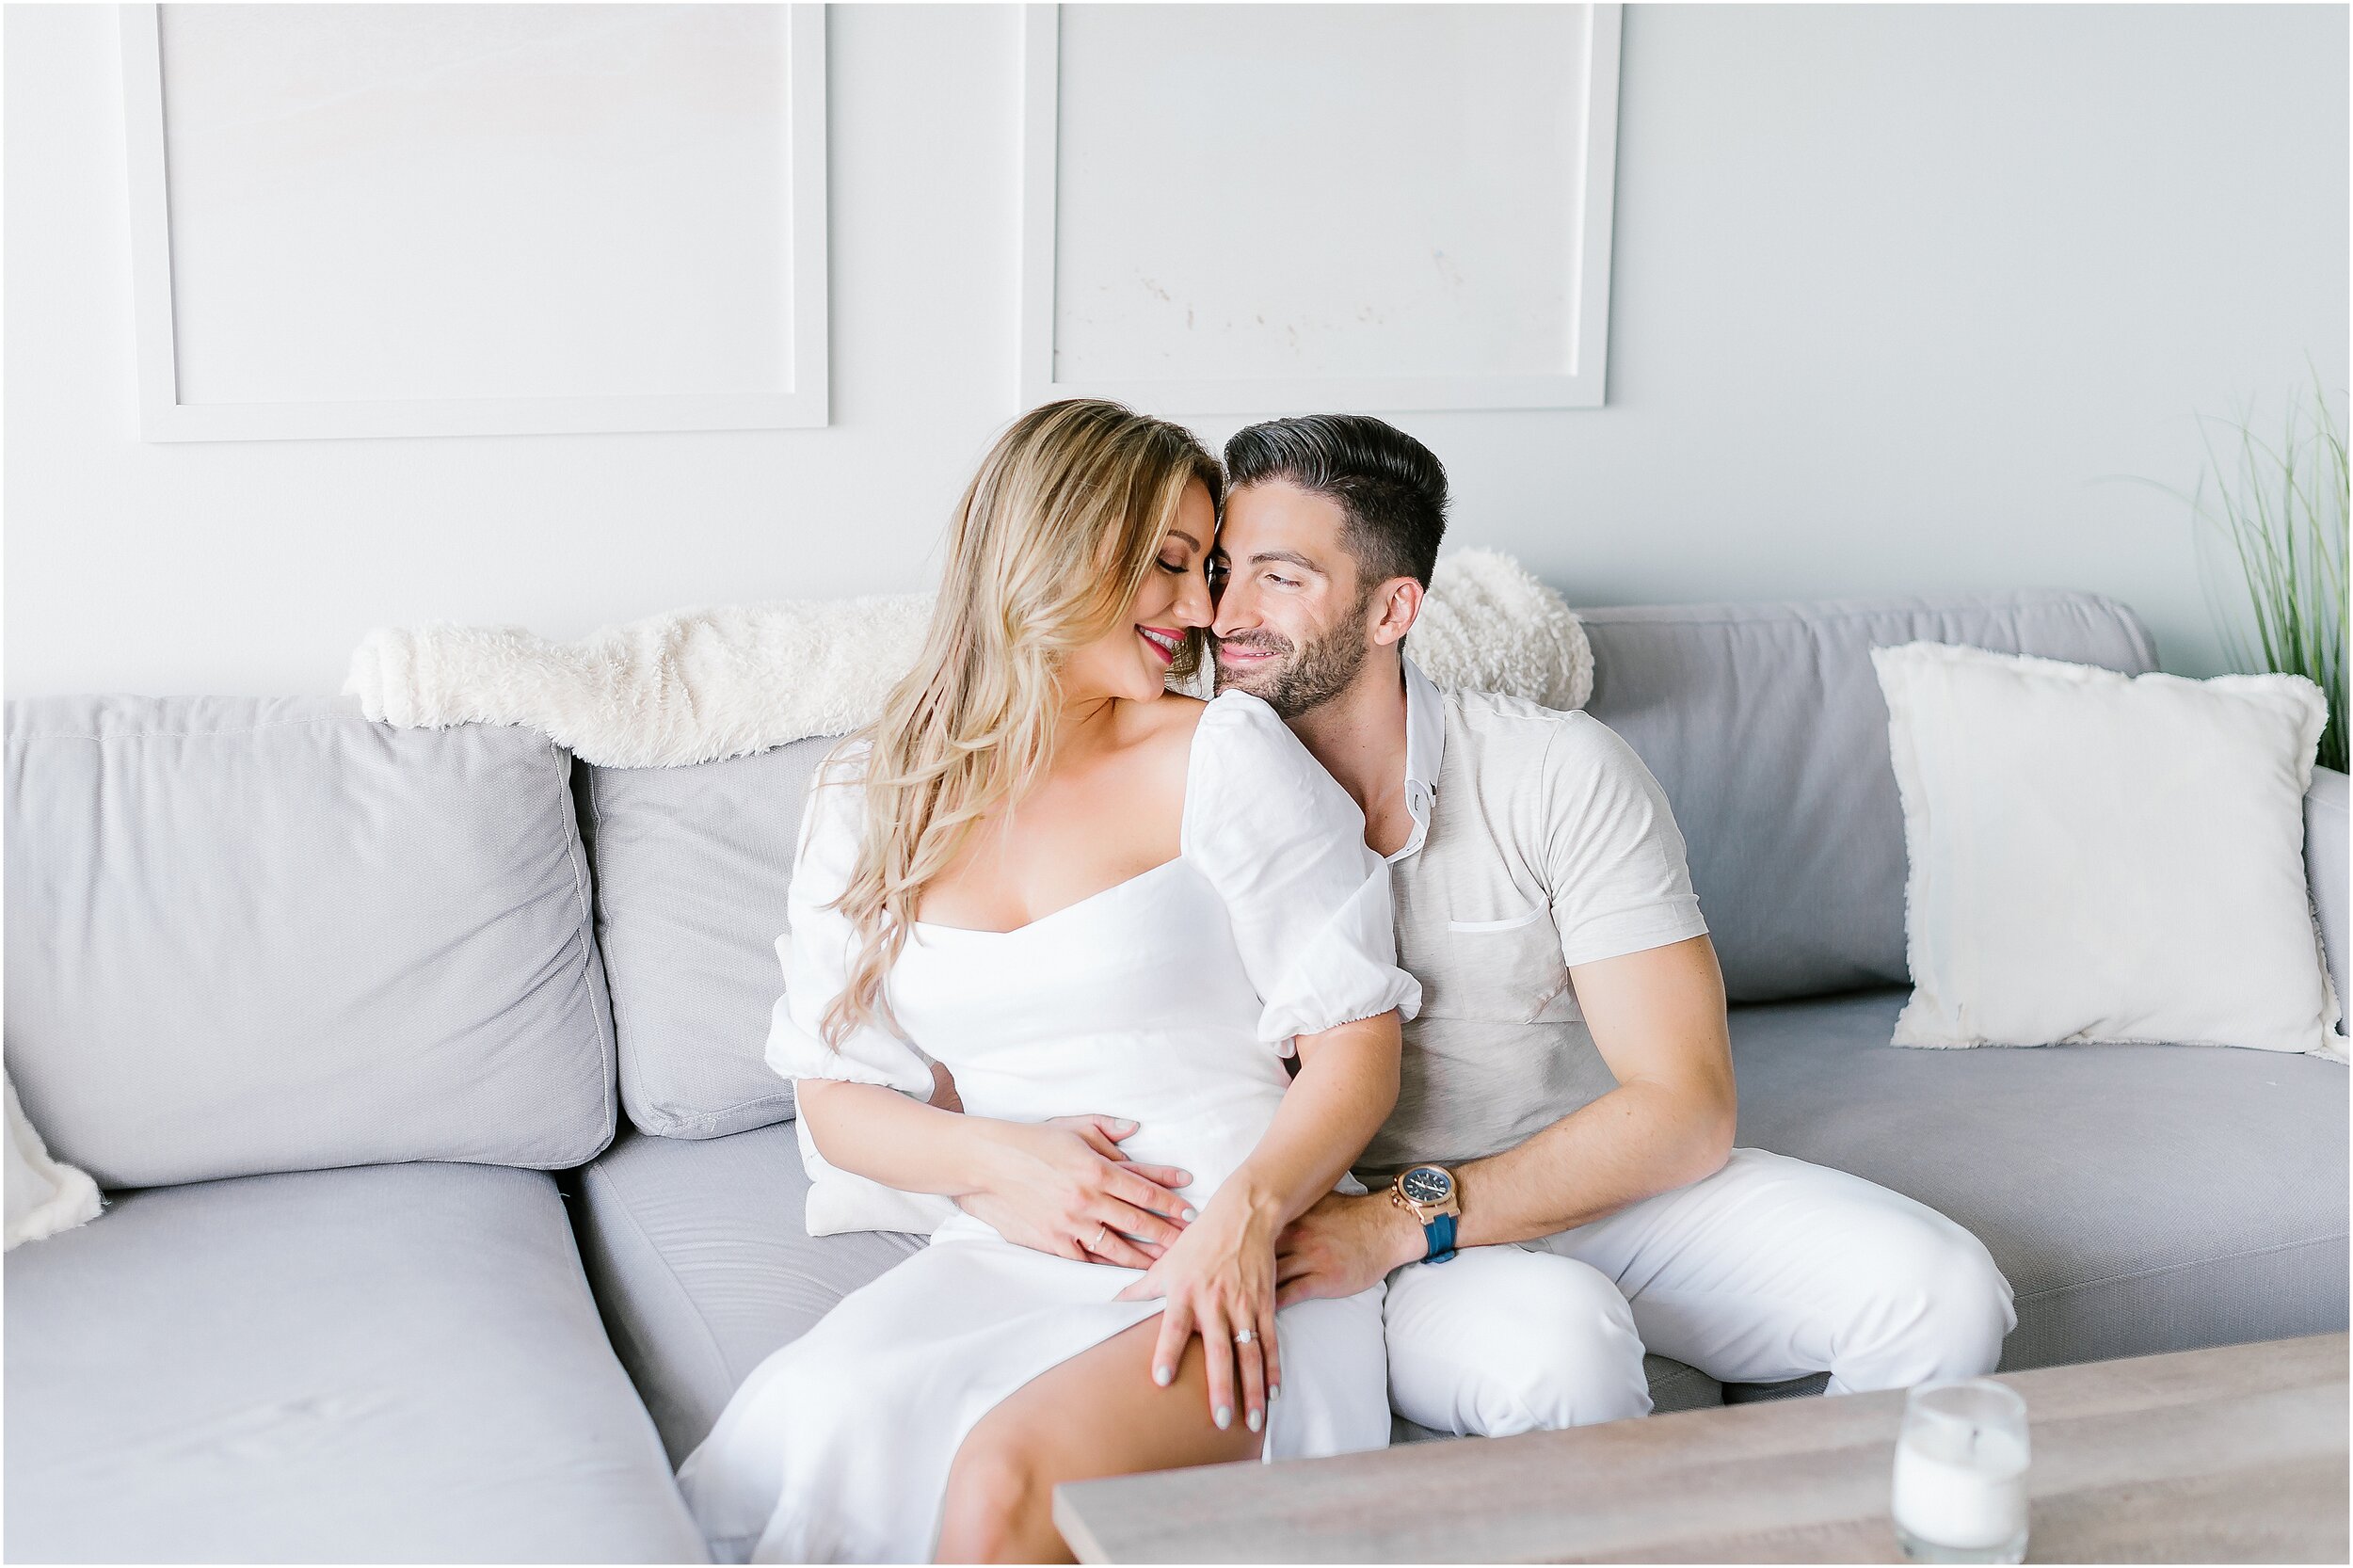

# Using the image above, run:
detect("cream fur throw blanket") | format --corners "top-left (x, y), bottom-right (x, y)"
top-left (344, 548), bottom-right (1592, 769)
top-left (6, 1077), bottom-right (102, 1251)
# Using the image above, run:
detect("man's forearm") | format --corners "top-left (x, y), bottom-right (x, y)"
top-left (1449, 1077), bottom-right (1735, 1249)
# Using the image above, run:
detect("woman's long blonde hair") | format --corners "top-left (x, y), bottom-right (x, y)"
top-left (818, 399), bottom-right (1223, 1048)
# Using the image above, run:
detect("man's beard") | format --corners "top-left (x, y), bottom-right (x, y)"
top-left (1213, 596), bottom-right (1374, 718)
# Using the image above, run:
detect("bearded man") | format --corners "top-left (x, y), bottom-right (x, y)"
top-left (1208, 414), bottom-right (2014, 1435)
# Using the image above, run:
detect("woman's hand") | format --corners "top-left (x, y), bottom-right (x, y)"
top-left (957, 1116), bottom-right (1195, 1270)
top-left (1113, 1183), bottom-right (1283, 1435)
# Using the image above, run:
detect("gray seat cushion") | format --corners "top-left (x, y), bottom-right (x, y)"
top-left (1580, 589), bottom-right (2155, 1003)
top-left (5, 1162), bottom-right (706, 1564)
top-left (4, 695), bottom-right (615, 1187)
top-left (1731, 989), bottom-right (2350, 1372)
top-left (570, 1124), bottom-right (1718, 1466)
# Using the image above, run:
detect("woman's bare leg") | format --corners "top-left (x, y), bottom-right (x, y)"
top-left (936, 1315), bottom-right (1261, 1563)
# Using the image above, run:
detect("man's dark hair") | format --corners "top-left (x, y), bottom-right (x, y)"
top-left (1222, 415), bottom-right (1449, 590)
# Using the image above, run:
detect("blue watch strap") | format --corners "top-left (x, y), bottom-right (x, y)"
top-left (1423, 1211), bottom-right (1459, 1264)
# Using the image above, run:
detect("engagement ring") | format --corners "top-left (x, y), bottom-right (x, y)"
top-left (1093, 1223), bottom-right (1108, 1251)
top-left (1234, 1328), bottom-right (1257, 1345)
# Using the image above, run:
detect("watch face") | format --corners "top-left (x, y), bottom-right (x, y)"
top-left (1401, 1166), bottom-right (1452, 1206)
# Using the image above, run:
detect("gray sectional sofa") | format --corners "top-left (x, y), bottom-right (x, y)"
top-left (8, 587), bottom-right (2345, 1562)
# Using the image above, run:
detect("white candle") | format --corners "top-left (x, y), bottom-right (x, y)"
top-left (1892, 1419), bottom-right (2029, 1551)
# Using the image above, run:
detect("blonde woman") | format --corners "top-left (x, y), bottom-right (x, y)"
top-left (677, 400), bottom-right (1418, 1564)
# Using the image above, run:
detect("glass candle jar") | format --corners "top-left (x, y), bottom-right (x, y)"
top-left (1891, 1378), bottom-right (2030, 1564)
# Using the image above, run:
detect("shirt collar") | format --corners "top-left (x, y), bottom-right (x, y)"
top-left (1393, 653), bottom-right (1447, 864)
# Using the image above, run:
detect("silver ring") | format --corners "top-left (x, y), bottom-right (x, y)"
top-left (1092, 1222), bottom-right (1109, 1250)
top-left (1234, 1328), bottom-right (1257, 1345)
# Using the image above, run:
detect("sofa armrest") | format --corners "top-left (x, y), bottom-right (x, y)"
top-left (2308, 768), bottom-right (2348, 1037)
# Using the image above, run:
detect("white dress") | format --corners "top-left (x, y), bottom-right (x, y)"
top-left (677, 691), bottom-right (1423, 1564)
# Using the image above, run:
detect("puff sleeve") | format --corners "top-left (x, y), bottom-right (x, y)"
top-left (1186, 692), bottom-right (1423, 1048)
top-left (762, 743), bottom-right (936, 1099)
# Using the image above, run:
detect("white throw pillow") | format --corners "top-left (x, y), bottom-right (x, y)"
top-left (6, 1076), bottom-right (102, 1250)
top-left (1871, 641), bottom-right (2343, 1058)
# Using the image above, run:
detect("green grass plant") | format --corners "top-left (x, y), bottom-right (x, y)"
top-left (2189, 376), bottom-right (2348, 774)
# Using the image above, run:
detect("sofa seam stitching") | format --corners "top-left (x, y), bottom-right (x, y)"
top-left (1582, 594), bottom-right (2135, 635)
top-left (2011, 1232), bottom-right (2349, 1304)
top-left (6, 714), bottom-right (355, 743)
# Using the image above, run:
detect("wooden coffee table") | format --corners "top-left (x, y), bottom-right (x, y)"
top-left (1054, 1333), bottom-right (2348, 1563)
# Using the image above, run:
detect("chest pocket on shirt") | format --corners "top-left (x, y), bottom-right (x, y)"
top-left (1415, 898), bottom-right (1574, 1023)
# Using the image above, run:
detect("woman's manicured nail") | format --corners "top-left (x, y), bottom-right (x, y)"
top-left (1214, 1405), bottom-right (1232, 1430)
top-left (1181, 1207), bottom-right (1198, 1222)
top-left (1270, 1383), bottom-right (1282, 1401)
top-left (1246, 1408), bottom-right (1263, 1432)
top-left (1154, 1365), bottom-right (1174, 1386)
top-left (1116, 1118), bottom-right (1137, 1131)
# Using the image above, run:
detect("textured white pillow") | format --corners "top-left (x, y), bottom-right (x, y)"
top-left (6, 1076), bottom-right (102, 1251)
top-left (1872, 641), bottom-right (2343, 1058)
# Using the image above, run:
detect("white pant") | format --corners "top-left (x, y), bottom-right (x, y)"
top-left (1383, 1147), bottom-right (2017, 1437)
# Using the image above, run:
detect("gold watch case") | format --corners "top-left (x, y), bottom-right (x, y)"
top-left (1388, 1163), bottom-right (1461, 1224)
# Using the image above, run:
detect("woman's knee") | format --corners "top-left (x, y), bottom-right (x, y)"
top-left (936, 1426), bottom-right (1053, 1562)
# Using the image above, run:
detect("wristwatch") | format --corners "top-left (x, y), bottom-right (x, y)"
top-left (1388, 1164), bottom-right (1462, 1264)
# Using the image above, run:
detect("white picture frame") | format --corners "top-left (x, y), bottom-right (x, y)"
top-left (1018, 2), bottom-right (1622, 417)
top-left (118, 3), bottom-right (830, 441)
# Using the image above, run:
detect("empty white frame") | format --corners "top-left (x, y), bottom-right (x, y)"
top-left (120, 4), bottom-right (828, 441)
top-left (1020, 3), bottom-right (1622, 416)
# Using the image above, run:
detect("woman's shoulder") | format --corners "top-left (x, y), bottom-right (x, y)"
top-left (1109, 690), bottom-right (1211, 781)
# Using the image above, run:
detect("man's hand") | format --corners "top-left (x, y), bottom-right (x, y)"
top-left (1273, 1190), bottom-right (1426, 1308)
top-left (952, 1114), bottom-right (1195, 1271)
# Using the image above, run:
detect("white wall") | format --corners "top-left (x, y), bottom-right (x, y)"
top-left (7, 3), bottom-right (2345, 698)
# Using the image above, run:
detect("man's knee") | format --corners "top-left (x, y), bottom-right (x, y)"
top-left (1481, 1300), bottom-right (1652, 1433)
top-left (1921, 1225), bottom-right (2018, 1368)
top-left (1388, 1250), bottom-right (1650, 1436)
top-left (1839, 1221), bottom-right (2016, 1388)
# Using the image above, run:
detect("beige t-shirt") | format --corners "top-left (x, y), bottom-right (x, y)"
top-left (1354, 660), bottom-right (1710, 1182)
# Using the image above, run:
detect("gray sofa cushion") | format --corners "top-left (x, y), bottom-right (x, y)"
top-left (1580, 589), bottom-right (2155, 1003)
top-left (1731, 988), bottom-right (2349, 1371)
top-left (569, 1121), bottom-right (924, 1463)
top-left (4, 696), bottom-right (615, 1187)
top-left (577, 736), bottom-right (837, 1140)
top-left (4, 1161), bottom-right (705, 1564)
top-left (570, 1124), bottom-right (1718, 1466)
